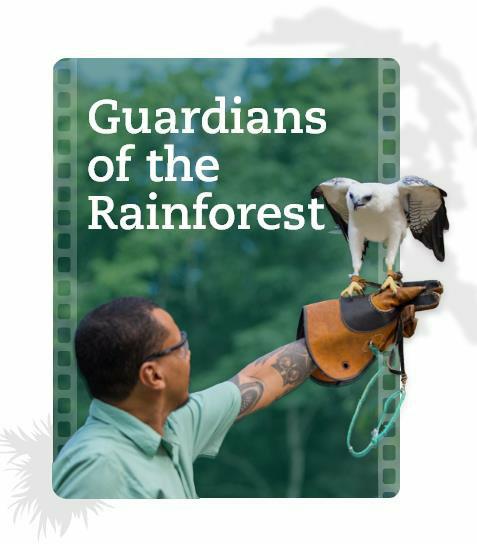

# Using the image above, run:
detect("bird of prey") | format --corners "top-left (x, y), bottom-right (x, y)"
top-left (311, 176), bottom-right (449, 297)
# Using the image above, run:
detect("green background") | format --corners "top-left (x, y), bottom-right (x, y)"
top-left (55, 58), bottom-right (385, 497)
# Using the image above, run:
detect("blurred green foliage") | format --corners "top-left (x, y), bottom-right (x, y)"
top-left (57, 59), bottom-right (386, 497)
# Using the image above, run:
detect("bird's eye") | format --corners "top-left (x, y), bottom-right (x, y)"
top-left (349, 192), bottom-right (354, 199)
top-left (364, 195), bottom-right (372, 201)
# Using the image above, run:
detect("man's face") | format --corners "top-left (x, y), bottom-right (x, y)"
top-left (151, 308), bottom-right (191, 410)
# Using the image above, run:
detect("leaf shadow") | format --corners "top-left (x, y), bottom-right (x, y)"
top-left (0, 418), bottom-right (111, 539)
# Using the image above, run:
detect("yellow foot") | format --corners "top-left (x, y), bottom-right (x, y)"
top-left (380, 275), bottom-right (399, 295)
top-left (341, 281), bottom-right (364, 297)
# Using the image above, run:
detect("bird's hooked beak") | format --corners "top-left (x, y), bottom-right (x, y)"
top-left (349, 193), bottom-right (367, 211)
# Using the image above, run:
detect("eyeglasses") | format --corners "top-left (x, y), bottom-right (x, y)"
top-left (144, 331), bottom-right (189, 362)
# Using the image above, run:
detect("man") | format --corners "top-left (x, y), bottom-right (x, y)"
top-left (53, 296), bottom-right (316, 499)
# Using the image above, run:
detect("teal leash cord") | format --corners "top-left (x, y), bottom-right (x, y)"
top-left (346, 343), bottom-right (406, 458)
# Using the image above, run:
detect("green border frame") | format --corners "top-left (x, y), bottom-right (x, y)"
top-left (53, 59), bottom-right (78, 456)
top-left (377, 58), bottom-right (400, 497)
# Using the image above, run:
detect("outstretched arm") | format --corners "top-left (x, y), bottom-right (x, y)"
top-left (228, 339), bottom-right (316, 419)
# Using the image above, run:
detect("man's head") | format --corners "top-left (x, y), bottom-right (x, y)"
top-left (75, 297), bottom-right (190, 409)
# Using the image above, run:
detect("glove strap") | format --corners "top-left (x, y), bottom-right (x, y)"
top-left (346, 343), bottom-right (406, 458)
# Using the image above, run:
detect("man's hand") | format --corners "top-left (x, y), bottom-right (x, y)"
top-left (228, 339), bottom-right (316, 419)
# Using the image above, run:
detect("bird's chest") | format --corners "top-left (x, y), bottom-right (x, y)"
top-left (351, 209), bottom-right (391, 242)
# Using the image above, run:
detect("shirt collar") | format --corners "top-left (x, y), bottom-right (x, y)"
top-left (89, 398), bottom-right (163, 457)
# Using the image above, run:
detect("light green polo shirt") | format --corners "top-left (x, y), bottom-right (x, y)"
top-left (53, 381), bottom-right (241, 499)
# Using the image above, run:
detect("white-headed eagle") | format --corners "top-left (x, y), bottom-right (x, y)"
top-left (311, 176), bottom-right (449, 297)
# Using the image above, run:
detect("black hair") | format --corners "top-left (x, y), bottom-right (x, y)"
top-left (74, 297), bottom-right (169, 402)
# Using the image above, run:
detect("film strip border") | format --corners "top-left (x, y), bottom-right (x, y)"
top-left (377, 58), bottom-right (400, 497)
top-left (54, 59), bottom-right (78, 456)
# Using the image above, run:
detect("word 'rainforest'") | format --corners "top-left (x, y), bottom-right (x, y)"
top-left (89, 97), bottom-right (327, 135)
top-left (89, 192), bottom-right (325, 231)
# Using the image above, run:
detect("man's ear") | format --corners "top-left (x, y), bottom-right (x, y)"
top-left (138, 361), bottom-right (166, 391)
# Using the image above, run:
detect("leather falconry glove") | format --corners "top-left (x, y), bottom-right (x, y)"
top-left (296, 280), bottom-right (443, 386)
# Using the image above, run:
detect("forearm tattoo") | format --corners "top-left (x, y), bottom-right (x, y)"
top-left (270, 344), bottom-right (314, 387)
top-left (229, 340), bottom-right (315, 417)
top-left (230, 376), bottom-right (265, 416)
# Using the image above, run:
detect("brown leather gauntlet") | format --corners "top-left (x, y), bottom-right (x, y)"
top-left (296, 281), bottom-right (442, 386)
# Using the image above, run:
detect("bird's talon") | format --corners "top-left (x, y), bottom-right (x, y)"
top-left (341, 281), bottom-right (364, 297)
top-left (380, 275), bottom-right (399, 295)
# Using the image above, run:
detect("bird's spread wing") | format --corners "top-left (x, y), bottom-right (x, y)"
top-left (397, 176), bottom-right (449, 261)
top-left (312, 177), bottom-right (357, 240)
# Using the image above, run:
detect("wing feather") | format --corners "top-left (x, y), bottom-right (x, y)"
top-left (397, 176), bottom-right (449, 261)
top-left (310, 177), bottom-right (357, 241)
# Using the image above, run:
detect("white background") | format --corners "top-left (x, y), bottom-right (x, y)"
top-left (1, 0), bottom-right (476, 542)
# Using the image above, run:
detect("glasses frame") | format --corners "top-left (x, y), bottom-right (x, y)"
top-left (143, 331), bottom-right (188, 362)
